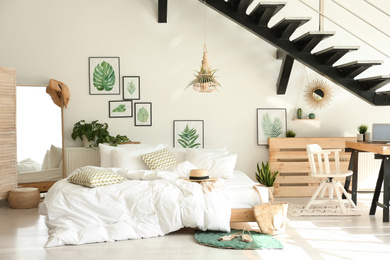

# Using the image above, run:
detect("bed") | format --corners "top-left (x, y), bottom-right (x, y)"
top-left (39, 143), bottom-right (269, 247)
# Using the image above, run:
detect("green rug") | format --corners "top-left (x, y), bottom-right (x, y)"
top-left (194, 229), bottom-right (283, 250)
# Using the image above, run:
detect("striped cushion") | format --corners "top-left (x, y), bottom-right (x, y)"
top-left (141, 148), bottom-right (177, 170)
top-left (68, 169), bottom-right (126, 188)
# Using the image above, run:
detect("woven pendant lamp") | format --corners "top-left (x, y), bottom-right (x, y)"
top-left (192, 44), bottom-right (219, 93)
top-left (190, 0), bottom-right (220, 93)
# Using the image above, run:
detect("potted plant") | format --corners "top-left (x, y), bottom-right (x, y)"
top-left (256, 161), bottom-right (279, 193)
top-left (357, 124), bottom-right (369, 142)
top-left (71, 120), bottom-right (130, 147)
top-left (286, 129), bottom-right (296, 137)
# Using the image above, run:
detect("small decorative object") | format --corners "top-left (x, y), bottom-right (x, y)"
top-left (173, 120), bottom-right (204, 148)
top-left (357, 124), bottom-right (369, 141)
top-left (71, 120), bottom-right (130, 147)
top-left (286, 129), bottom-right (296, 137)
top-left (297, 108), bottom-right (303, 119)
top-left (255, 161), bottom-right (279, 189)
top-left (257, 108), bottom-right (287, 146)
top-left (89, 57), bottom-right (120, 95)
top-left (308, 113), bottom-right (316, 119)
top-left (304, 79), bottom-right (333, 109)
top-left (134, 102), bottom-right (152, 126)
top-left (187, 0), bottom-right (220, 93)
top-left (122, 76), bottom-right (140, 100)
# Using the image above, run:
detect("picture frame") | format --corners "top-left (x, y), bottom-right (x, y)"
top-left (122, 76), bottom-right (140, 100)
top-left (257, 108), bottom-right (287, 146)
top-left (134, 102), bottom-right (152, 126)
top-left (109, 100), bottom-right (132, 118)
top-left (173, 120), bottom-right (204, 148)
top-left (89, 57), bottom-right (120, 95)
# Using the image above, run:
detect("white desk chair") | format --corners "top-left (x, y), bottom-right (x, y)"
top-left (305, 144), bottom-right (356, 213)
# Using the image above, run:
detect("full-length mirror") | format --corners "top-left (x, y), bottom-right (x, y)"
top-left (16, 85), bottom-right (63, 189)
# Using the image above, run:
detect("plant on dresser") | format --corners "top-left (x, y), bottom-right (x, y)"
top-left (71, 120), bottom-right (130, 147)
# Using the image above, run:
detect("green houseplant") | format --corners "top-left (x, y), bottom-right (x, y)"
top-left (286, 129), bottom-right (296, 137)
top-left (256, 161), bottom-right (279, 188)
top-left (71, 120), bottom-right (130, 147)
top-left (357, 124), bottom-right (369, 141)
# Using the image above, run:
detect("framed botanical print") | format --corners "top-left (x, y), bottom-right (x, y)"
top-left (173, 120), bottom-right (204, 148)
top-left (122, 76), bottom-right (140, 100)
top-left (134, 102), bottom-right (152, 126)
top-left (109, 100), bottom-right (132, 118)
top-left (89, 57), bottom-right (120, 95)
top-left (257, 108), bottom-right (287, 146)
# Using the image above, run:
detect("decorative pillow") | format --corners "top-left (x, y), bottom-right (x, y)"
top-left (185, 148), bottom-right (237, 178)
top-left (68, 169), bottom-right (126, 188)
top-left (141, 148), bottom-right (177, 170)
top-left (111, 144), bottom-right (167, 171)
top-left (99, 143), bottom-right (154, 167)
top-left (49, 145), bottom-right (62, 169)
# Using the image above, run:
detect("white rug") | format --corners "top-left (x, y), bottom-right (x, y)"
top-left (288, 204), bottom-right (361, 217)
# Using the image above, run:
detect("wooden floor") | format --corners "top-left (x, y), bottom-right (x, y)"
top-left (1, 193), bottom-right (390, 260)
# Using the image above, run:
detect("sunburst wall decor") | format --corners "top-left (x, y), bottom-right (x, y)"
top-left (304, 79), bottom-right (333, 109)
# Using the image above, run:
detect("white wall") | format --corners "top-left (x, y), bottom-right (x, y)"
top-left (1, 0), bottom-right (390, 179)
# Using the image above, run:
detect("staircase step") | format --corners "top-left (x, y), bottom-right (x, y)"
top-left (314, 46), bottom-right (360, 65)
top-left (293, 31), bottom-right (335, 52)
top-left (358, 76), bottom-right (390, 92)
top-left (335, 60), bottom-right (383, 78)
top-left (249, 2), bottom-right (286, 27)
top-left (271, 17), bottom-right (311, 40)
top-left (227, 0), bottom-right (254, 13)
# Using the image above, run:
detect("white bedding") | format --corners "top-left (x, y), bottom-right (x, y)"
top-left (39, 163), bottom-right (231, 247)
top-left (18, 168), bottom-right (63, 183)
top-left (226, 170), bottom-right (269, 208)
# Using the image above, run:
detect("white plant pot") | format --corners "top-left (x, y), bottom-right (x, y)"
top-left (365, 132), bottom-right (371, 142)
top-left (82, 135), bottom-right (93, 148)
top-left (357, 134), bottom-right (364, 142)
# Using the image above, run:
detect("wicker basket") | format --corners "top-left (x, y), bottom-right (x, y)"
top-left (8, 187), bottom-right (40, 209)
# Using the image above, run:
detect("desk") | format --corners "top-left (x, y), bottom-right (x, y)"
top-left (345, 141), bottom-right (390, 222)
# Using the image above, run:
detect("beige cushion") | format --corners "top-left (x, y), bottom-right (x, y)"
top-left (141, 148), bottom-right (177, 170)
top-left (68, 169), bottom-right (126, 188)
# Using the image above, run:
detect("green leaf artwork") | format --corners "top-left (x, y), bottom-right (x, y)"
top-left (93, 61), bottom-right (116, 91)
top-left (178, 124), bottom-right (200, 148)
top-left (127, 81), bottom-right (136, 95)
top-left (112, 104), bottom-right (126, 113)
top-left (261, 113), bottom-right (283, 139)
top-left (137, 107), bottom-right (149, 123)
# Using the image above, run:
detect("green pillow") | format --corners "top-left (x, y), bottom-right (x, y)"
top-left (68, 169), bottom-right (126, 188)
top-left (140, 148), bottom-right (177, 170)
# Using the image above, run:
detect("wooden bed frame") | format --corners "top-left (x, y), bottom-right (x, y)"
top-left (230, 208), bottom-right (256, 222)
top-left (18, 181), bottom-right (56, 192)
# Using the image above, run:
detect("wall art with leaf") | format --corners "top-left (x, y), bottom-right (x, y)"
top-left (109, 100), bottom-right (132, 118)
top-left (89, 57), bottom-right (120, 95)
top-left (257, 108), bottom-right (287, 145)
top-left (134, 102), bottom-right (152, 126)
top-left (173, 120), bottom-right (204, 148)
top-left (123, 76), bottom-right (140, 100)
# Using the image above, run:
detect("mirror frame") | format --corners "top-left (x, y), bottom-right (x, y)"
top-left (304, 79), bottom-right (333, 110)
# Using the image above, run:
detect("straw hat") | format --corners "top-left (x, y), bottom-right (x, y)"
top-left (183, 169), bottom-right (218, 182)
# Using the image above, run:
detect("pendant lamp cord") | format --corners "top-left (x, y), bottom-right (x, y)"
top-left (203, 0), bottom-right (207, 50)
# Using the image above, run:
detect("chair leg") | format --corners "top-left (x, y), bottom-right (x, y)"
top-left (339, 181), bottom-right (357, 208)
top-left (305, 181), bottom-right (326, 210)
top-left (320, 182), bottom-right (327, 198)
top-left (333, 181), bottom-right (346, 213)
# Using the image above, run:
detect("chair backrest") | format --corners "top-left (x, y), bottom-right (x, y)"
top-left (306, 144), bottom-right (341, 175)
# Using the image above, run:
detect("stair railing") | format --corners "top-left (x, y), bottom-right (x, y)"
top-left (299, 0), bottom-right (390, 58)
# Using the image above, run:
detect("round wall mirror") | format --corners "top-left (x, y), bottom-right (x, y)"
top-left (304, 80), bottom-right (333, 109)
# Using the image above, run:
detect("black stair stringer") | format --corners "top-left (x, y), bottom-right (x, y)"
top-left (203, 0), bottom-right (389, 105)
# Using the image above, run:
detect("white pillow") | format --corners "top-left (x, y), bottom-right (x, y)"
top-left (49, 145), bottom-right (62, 169)
top-left (41, 150), bottom-right (50, 170)
top-left (185, 148), bottom-right (237, 178)
top-left (111, 144), bottom-right (167, 171)
top-left (168, 147), bottom-right (187, 163)
top-left (99, 143), bottom-right (153, 167)
top-left (17, 158), bottom-right (41, 173)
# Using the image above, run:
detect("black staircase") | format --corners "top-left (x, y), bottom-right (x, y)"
top-left (202, 0), bottom-right (390, 106)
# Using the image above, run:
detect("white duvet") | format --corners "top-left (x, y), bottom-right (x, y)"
top-left (39, 162), bottom-right (231, 247)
